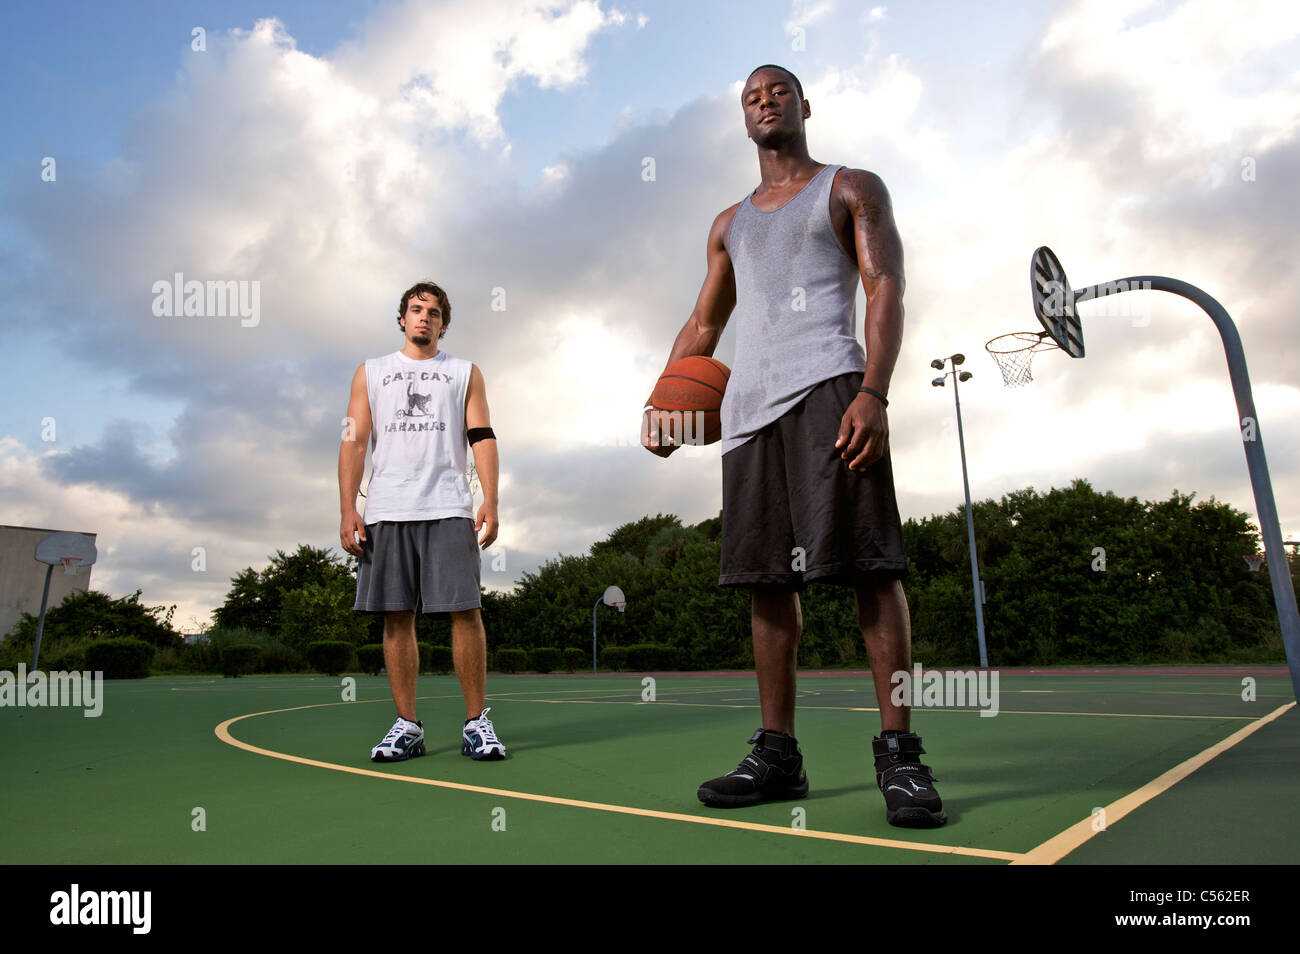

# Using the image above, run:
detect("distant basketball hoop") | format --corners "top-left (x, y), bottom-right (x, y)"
top-left (31, 531), bottom-right (97, 673)
top-left (592, 585), bottom-right (627, 674)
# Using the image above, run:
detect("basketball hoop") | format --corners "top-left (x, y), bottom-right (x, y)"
top-left (31, 531), bottom-right (98, 673)
top-left (987, 246), bottom-right (1089, 387)
top-left (603, 585), bottom-right (626, 613)
top-left (985, 331), bottom-right (1058, 388)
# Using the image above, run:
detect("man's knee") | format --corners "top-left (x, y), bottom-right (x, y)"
top-left (449, 608), bottom-right (484, 634)
top-left (383, 610), bottom-right (415, 637)
top-left (854, 576), bottom-right (908, 627)
top-left (752, 583), bottom-right (799, 608)
top-left (854, 574), bottom-right (904, 603)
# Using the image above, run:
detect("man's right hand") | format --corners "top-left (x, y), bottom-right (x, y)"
top-left (341, 510), bottom-right (367, 557)
top-left (641, 405), bottom-right (680, 458)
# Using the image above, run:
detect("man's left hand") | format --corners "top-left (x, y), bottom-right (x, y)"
top-left (835, 393), bottom-right (888, 470)
top-left (476, 504), bottom-right (499, 550)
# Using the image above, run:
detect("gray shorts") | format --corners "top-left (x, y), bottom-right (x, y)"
top-left (353, 518), bottom-right (482, 614)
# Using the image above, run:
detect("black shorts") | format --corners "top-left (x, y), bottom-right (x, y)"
top-left (719, 372), bottom-right (908, 590)
top-left (353, 518), bottom-right (482, 614)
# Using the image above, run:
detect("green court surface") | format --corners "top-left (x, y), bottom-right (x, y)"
top-left (1, 670), bottom-right (1295, 865)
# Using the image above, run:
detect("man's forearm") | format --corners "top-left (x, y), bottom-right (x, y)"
top-left (664, 314), bottom-right (721, 369)
top-left (471, 439), bottom-right (499, 506)
top-left (339, 444), bottom-right (365, 513)
top-left (861, 283), bottom-right (905, 396)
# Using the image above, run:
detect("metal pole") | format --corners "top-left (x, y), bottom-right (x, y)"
top-left (951, 370), bottom-right (990, 668)
top-left (592, 597), bottom-right (601, 675)
top-left (1073, 275), bottom-right (1300, 700)
top-left (31, 564), bottom-right (54, 675)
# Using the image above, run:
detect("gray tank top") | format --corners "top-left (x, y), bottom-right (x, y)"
top-left (721, 163), bottom-right (866, 454)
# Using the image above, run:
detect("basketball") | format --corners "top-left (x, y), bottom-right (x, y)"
top-left (650, 356), bottom-right (730, 445)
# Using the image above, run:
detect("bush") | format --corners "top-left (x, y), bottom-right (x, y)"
top-left (425, 645), bottom-right (453, 675)
top-left (85, 638), bottom-right (155, 679)
top-left (221, 644), bottom-right (262, 678)
top-left (563, 647), bottom-right (587, 673)
top-left (258, 641), bottom-right (306, 673)
top-left (186, 627), bottom-right (304, 674)
top-left (0, 639), bottom-right (27, 671)
top-left (624, 643), bottom-right (682, 671)
top-left (416, 642), bottom-right (433, 672)
top-left (495, 648), bottom-right (526, 673)
top-left (41, 642), bottom-right (88, 672)
top-left (179, 638), bottom-right (221, 674)
top-left (601, 646), bottom-right (627, 672)
top-left (357, 644), bottom-right (385, 675)
top-left (527, 647), bottom-right (562, 674)
top-left (305, 640), bottom-right (355, 676)
top-left (151, 646), bottom-right (185, 673)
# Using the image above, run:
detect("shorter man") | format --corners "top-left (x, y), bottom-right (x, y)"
top-left (339, 281), bottom-right (506, 762)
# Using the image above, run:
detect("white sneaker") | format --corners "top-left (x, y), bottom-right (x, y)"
top-left (371, 717), bottom-right (426, 762)
top-left (461, 707), bottom-right (506, 760)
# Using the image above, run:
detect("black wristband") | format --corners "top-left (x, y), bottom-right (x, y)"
top-left (858, 386), bottom-right (889, 407)
top-left (467, 427), bottom-right (496, 445)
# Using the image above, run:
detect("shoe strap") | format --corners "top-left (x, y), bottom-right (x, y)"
top-left (872, 732), bottom-right (927, 759)
top-left (747, 728), bottom-right (799, 760)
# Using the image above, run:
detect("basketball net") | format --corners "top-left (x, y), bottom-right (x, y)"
top-left (985, 331), bottom-right (1058, 388)
top-left (61, 558), bottom-right (81, 576)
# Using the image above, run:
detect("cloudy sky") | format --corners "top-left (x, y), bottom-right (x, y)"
top-left (2, 0), bottom-right (1297, 631)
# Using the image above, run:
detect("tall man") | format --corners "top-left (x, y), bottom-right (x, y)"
top-left (643, 65), bottom-right (945, 827)
top-left (340, 281), bottom-right (507, 763)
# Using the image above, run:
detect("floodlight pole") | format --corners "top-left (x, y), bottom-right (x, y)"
top-left (935, 358), bottom-right (990, 668)
top-left (1073, 275), bottom-right (1300, 700)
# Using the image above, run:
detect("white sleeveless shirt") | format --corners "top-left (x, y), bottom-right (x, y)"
top-left (361, 350), bottom-right (474, 524)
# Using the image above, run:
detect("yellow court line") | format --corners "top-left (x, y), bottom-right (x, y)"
top-left (1013, 701), bottom-right (1297, 865)
top-left (501, 685), bottom-right (744, 700)
top-left (519, 698), bottom-right (1258, 720)
top-left (214, 702), bottom-right (1022, 862)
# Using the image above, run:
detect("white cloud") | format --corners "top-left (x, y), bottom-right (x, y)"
top-left (785, 0), bottom-right (835, 34)
top-left (333, 0), bottom-right (622, 144)
top-left (1040, 0), bottom-right (1300, 163)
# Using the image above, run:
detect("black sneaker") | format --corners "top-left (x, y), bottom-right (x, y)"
top-left (872, 731), bottom-right (947, 827)
top-left (697, 729), bottom-right (809, 808)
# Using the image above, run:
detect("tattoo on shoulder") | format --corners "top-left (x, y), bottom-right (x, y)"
top-left (846, 171), bottom-right (903, 283)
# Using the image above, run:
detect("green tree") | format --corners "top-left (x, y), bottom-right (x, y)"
top-left (589, 514), bottom-right (684, 563)
top-left (4, 589), bottom-right (180, 657)
top-left (279, 578), bottom-right (370, 652)
top-left (213, 545), bottom-right (355, 634)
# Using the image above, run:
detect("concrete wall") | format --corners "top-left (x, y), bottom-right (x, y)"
top-left (0, 525), bottom-right (96, 640)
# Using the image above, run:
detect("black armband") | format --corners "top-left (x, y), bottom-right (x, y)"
top-left (467, 427), bottom-right (496, 446)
